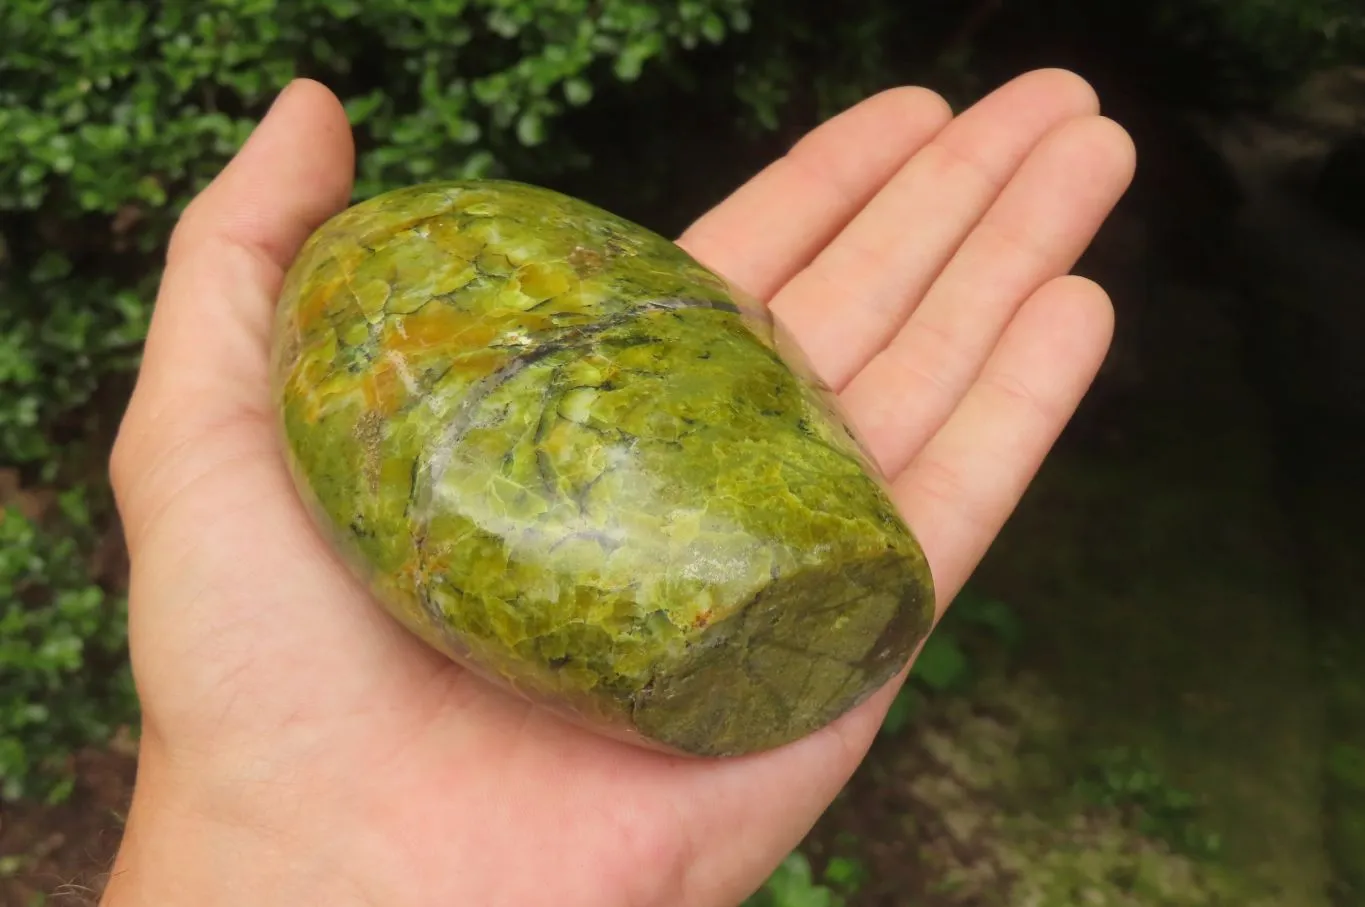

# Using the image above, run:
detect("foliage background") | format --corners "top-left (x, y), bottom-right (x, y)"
top-left (1, 0), bottom-right (1363, 902)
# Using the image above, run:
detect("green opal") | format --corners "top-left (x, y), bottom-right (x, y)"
top-left (271, 180), bottom-right (935, 756)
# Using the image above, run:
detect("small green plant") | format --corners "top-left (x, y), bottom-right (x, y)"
top-left (0, 492), bottom-right (137, 803)
top-left (742, 852), bottom-right (847, 907)
top-left (880, 590), bottom-right (1021, 737)
top-left (820, 855), bottom-right (868, 898)
top-left (1074, 746), bottom-right (1222, 858)
top-left (909, 631), bottom-right (972, 695)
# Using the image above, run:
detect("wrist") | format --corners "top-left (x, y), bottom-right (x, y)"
top-left (99, 742), bottom-right (360, 907)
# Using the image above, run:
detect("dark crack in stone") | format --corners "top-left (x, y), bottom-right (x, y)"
top-left (270, 179), bottom-right (936, 756)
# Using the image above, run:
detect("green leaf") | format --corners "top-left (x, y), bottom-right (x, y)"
top-left (745, 852), bottom-right (845, 907)
top-left (344, 91), bottom-right (386, 126)
top-left (910, 631), bottom-right (970, 693)
top-left (563, 77), bottom-right (593, 106)
top-left (701, 13), bottom-right (727, 44)
top-left (44, 775), bottom-right (75, 805)
top-left (822, 856), bottom-right (867, 894)
top-left (516, 111), bottom-right (546, 147)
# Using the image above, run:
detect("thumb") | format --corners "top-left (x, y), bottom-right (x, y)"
top-left (111, 79), bottom-right (354, 540)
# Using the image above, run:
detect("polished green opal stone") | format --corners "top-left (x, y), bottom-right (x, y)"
top-left (271, 180), bottom-right (935, 756)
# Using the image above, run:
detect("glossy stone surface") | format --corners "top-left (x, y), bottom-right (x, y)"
top-left (271, 180), bottom-right (935, 756)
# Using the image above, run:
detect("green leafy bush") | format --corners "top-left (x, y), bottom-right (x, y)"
top-left (0, 0), bottom-right (758, 473)
top-left (0, 492), bottom-right (135, 803)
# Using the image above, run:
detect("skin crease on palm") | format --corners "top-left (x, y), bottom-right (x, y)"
top-left (98, 70), bottom-right (1135, 907)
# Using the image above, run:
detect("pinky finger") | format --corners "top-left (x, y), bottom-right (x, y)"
top-left (891, 274), bottom-right (1115, 610)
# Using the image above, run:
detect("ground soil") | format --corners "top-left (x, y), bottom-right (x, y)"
top-left (0, 746), bottom-right (134, 906)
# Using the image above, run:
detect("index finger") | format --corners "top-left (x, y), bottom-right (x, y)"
top-left (677, 86), bottom-right (952, 301)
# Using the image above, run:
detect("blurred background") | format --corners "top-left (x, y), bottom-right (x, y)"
top-left (1, 2), bottom-right (1363, 904)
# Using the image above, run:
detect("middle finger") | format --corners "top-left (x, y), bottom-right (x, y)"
top-left (768, 68), bottom-right (1099, 391)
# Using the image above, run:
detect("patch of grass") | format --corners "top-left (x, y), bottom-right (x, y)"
top-left (972, 406), bottom-right (1332, 902)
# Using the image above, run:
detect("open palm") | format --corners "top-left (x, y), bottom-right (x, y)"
top-left (102, 72), bottom-right (1133, 907)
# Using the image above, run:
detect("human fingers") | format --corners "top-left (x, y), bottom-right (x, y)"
top-left (891, 275), bottom-right (1115, 607)
top-left (769, 68), bottom-right (1100, 390)
top-left (677, 86), bottom-right (953, 300)
top-left (843, 115), bottom-right (1135, 478)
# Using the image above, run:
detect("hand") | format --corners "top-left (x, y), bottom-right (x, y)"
top-left (101, 71), bottom-right (1134, 907)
